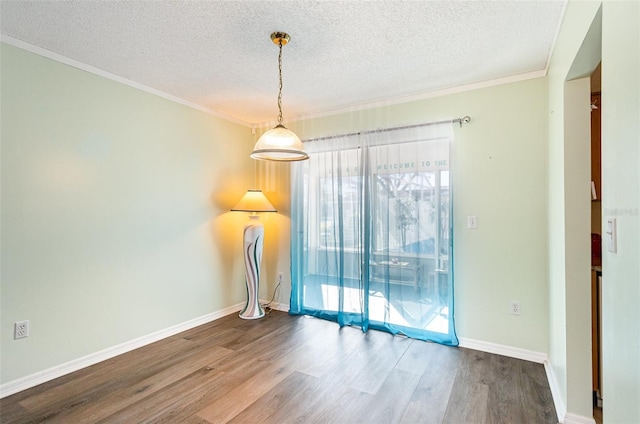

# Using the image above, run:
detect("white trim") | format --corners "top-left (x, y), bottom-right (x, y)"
top-left (563, 413), bottom-right (597, 424)
top-left (2, 35), bottom-right (545, 132)
top-left (265, 70), bottom-right (547, 128)
top-left (1, 304), bottom-right (594, 424)
top-left (270, 301), bottom-right (290, 313)
top-left (261, 299), bottom-right (290, 313)
top-left (544, 0), bottom-right (570, 74)
top-left (0, 302), bottom-right (244, 399)
top-left (545, 360), bottom-right (567, 423)
top-left (458, 338), bottom-right (576, 423)
top-left (458, 337), bottom-right (548, 364)
top-left (459, 339), bottom-right (596, 424)
top-left (0, 35), bottom-right (252, 128)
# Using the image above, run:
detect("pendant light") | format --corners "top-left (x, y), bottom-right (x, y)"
top-left (250, 32), bottom-right (309, 162)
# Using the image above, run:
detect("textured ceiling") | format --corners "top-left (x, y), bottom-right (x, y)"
top-left (0, 0), bottom-right (566, 126)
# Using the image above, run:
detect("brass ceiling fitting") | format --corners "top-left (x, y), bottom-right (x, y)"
top-left (270, 32), bottom-right (290, 46)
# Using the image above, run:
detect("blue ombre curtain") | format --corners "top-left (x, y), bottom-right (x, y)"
top-left (290, 122), bottom-right (458, 345)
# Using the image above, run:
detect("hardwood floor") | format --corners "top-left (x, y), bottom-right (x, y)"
top-left (0, 311), bottom-right (557, 423)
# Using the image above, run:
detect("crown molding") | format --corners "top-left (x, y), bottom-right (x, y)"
top-left (2, 35), bottom-right (548, 131)
top-left (0, 36), bottom-right (253, 128)
top-left (261, 69), bottom-right (547, 128)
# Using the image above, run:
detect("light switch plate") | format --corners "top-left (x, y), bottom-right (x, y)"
top-left (606, 218), bottom-right (617, 253)
top-left (467, 216), bottom-right (477, 229)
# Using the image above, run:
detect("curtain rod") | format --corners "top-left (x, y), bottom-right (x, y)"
top-left (303, 116), bottom-right (471, 143)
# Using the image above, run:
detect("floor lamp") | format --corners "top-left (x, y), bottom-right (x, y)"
top-left (231, 190), bottom-right (277, 319)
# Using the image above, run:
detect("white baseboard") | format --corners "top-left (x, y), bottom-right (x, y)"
top-left (458, 340), bottom-right (595, 424)
top-left (563, 413), bottom-right (597, 424)
top-left (544, 360), bottom-right (567, 423)
top-left (2, 307), bottom-right (594, 424)
top-left (458, 337), bottom-right (548, 364)
top-left (0, 302), bottom-right (244, 399)
top-left (263, 300), bottom-right (290, 313)
top-left (542, 361), bottom-right (596, 424)
top-left (458, 338), bottom-right (568, 423)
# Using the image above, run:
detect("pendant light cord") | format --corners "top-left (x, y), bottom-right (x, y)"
top-left (277, 40), bottom-right (284, 125)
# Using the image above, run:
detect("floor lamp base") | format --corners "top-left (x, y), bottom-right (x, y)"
top-left (239, 215), bottom-right (266, 320)
top-left (239, 307), bottom-right (265, 320)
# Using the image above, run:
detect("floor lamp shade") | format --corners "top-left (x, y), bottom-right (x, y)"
top-left (231, 190), bottom-right (276, 319)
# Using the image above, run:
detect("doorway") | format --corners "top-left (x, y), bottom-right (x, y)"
top-left (590, 62), bottom-right (603, 423)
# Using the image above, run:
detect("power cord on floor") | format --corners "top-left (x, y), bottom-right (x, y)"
top-left (261, 281), bottom-right (282, 314)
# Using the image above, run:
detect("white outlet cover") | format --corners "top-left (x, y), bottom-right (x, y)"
top-left (14, 320), bottom-right (29, 339)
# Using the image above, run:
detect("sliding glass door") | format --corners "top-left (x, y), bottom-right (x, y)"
top-left (290, 123), bottom-right (457, 345)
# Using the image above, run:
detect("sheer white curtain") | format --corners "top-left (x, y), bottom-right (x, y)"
top-left (290, 122), bottom-right (458, 345)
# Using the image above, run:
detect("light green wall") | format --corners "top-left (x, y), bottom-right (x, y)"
top-left (0, 43), bottom-right (254, 384)
top-left (601, 1), bottom-right (640, 422)
top-left (265, 77), bottom-right (550, 353)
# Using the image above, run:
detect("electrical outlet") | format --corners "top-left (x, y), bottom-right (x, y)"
top-left (278, 272), bottom-right (284, 283)
top-left (14, 320), bottom-right (29, 339)
top-left (509, 301), bottom-right (521, 316)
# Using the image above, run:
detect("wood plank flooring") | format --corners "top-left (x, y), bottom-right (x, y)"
top-left (0, 311), bottom-right (557, 423)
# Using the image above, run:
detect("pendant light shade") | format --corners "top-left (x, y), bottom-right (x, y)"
top-left (250, 124), bottom-right (308, 161)
top-left (251, 32), bottom-right (309, 162)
